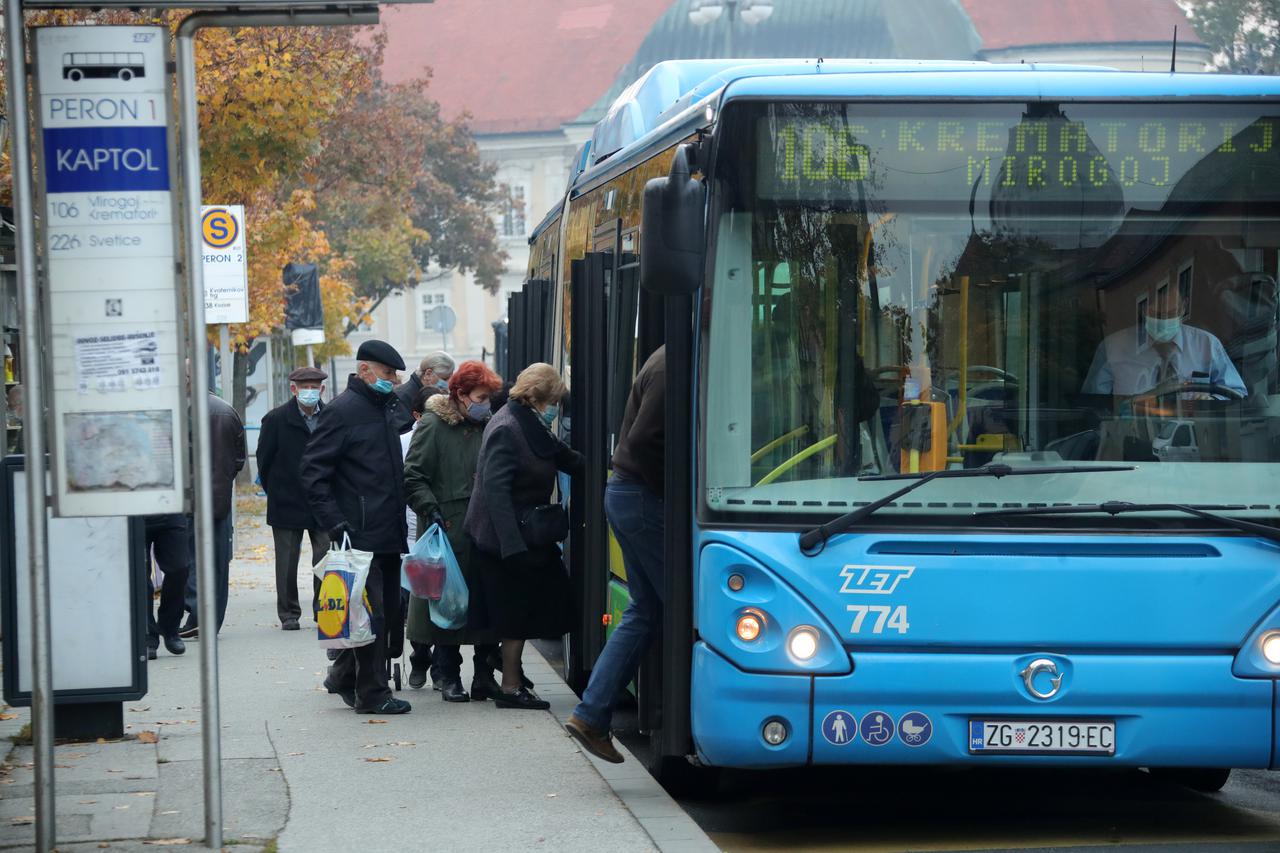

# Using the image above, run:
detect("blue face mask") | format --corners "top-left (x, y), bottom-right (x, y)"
top-left (541, 404), bottom-right (559, 426)
top-left (297, 388), bottom-right (321, 407)
top-left (467, 401), bottom-right (492, 422)
top-left (371, 378), bottom-right (395, 395)
top-left (435, 379), bottom-right (450, 392)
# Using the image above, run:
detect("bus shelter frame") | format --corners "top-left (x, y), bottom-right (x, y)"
top-left (4, 5), bottom-right (380, 850)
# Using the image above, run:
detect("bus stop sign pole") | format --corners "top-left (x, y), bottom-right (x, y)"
top-left (4, 3), bottom-right (56, 849)
top-left (175, 9), bottom-right (377, 846)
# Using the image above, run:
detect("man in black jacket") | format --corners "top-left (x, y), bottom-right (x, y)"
top-left (258, 366), bottom-right (330, 630)
top-left (300, 340), bottom-right (412, 715)
top-left (181, 392), bottom-right (247, 638)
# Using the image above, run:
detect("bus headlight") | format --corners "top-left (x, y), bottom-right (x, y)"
top-left (788, 626), bottom-right (819, 661)
top-left (736, 611), bottom-right (763, 642)
top-left (1262, 632), bottom-right (1280, 665)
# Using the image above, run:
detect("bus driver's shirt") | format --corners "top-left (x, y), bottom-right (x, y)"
top-left (1082, 324), bottom-right (1247, 397)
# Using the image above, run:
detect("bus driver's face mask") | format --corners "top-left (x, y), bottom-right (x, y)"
top-left (1145, 314), bottom-right (1183, 344)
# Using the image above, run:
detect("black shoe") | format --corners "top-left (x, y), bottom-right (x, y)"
top-left (323, 673), bottom-right (356, 709)
top-left (440, 678), bottom-right (470, 703)
top-left (408, 667), bottom-right (427, 690)
top-left (485, 651), bottom-right (535, 689)
top-left (163, 635), bottom-right (186, 656)
top-left (281, 618), bottom-right (300, 631)
top-left (356, 697), bottom-right (412, 715)
top-left (178, 619), bottom-right (199, 640)
top-left (469, 672), bottom-right (503, 702)
top-left (431, 677), bottom-right (443, 692)
top-left (147, 646), bottom-right (158, 661)
top-left (495, 687), bottom-right (549, 710)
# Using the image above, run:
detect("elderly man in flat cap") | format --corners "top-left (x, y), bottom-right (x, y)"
top-left (300, 340), bottom-right (413, 714)
top-left (258, 366), bottom-right (332, 631)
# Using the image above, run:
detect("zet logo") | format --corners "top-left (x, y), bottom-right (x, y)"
top-left (316, 572), bottom-right (350, 639)
top-left (201, 207), bottom-right (238, 249)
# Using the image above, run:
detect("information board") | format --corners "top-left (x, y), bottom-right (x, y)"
top-left (34, 26), bottom-right (187, 517)
top-left (202, 205), bottom-right (249, 325)
top-left (1, 459), bottom-right (147, 705)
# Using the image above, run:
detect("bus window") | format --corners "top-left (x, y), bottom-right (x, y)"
top-left (704, 101), bottom-right (1280, 520)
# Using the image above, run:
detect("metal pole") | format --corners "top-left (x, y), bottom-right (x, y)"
top-left (175, 28), bottom-right (223, 851)
top-left (218, 324), bottom-right (232, 402)
top-left (305, 343), bottom-right (313, 368)
top-left (4, 6), bottom-right (56, 850)
top-left (175, 9), bottom-right (376, 847)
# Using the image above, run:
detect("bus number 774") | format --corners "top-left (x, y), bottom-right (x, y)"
top-left (847, 604), bottom-right (910, 635)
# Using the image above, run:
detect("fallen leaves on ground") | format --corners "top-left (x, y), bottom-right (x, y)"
top-left (363, 757), bottom-right (393, 763)
top-left (142, 839), bottom-right (192, 846)
top-left (10, 816), bottom-right (34, 825)
top-left (0, 713), bottom-right (17, 721)
top-left (137, 731), bottom-right (159, 744)
top-left (366, 719), bottom-right (387, 725)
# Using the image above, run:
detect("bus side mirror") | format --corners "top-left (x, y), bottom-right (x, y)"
top-left (640, 143), bottom-right (705, 296)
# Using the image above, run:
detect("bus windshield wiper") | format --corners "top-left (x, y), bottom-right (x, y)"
top-left (797, 463), bottom-right (1134, 554)
top-left (975, 501), bottom-right (1280, 544)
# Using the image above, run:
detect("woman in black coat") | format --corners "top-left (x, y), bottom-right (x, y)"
top-left (464, 363), bottom-right (583, 710)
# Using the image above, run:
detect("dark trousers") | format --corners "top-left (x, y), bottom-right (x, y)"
top-left (329, 553), bottom-right (401, 709)
top-left (271, 527), bottom-right (329, 623)
top-left (184, 513), bottom-right (233, 633)
top-left (435, 645), bottom-right (504, 676)
top-left (145, 514), bottom-right (191, 645)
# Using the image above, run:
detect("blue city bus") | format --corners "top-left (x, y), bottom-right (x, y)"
top-left (514, 59), bottom-right (1280, 790)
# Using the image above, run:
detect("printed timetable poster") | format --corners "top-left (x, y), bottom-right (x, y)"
top-left (34, 26), bottom-right (187, 517)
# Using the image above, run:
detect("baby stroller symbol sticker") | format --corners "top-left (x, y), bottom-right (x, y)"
top-left (897, 711), bottom-right (933, 747)
top-left (859, 710), bottom-right (895, 746)
top-left (821, 710), bottom-right (857, 746)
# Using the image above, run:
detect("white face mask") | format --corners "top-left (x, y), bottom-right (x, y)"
top-left (1145, 314), bottom-right (1182, 343)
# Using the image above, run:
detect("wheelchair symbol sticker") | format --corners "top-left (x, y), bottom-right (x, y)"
top-left (897, 711), bottom-right (932, 747)
top-left (821, 710), bottom-right (857, 746)
top-left (859, 711), bottom-right (895, 746)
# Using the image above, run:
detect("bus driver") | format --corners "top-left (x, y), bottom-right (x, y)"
top-left (1081, 287), bottom-right (1247, 399)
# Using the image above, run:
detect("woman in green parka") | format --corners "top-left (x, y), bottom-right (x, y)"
top-left (403, 360), bottom-right (504, 702)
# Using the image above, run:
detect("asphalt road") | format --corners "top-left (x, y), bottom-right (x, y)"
top-left (536, 642), bottom-right (1280, 852)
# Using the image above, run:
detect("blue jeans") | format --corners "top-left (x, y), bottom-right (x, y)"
top-left (573, 475), bottom-right (664, 733)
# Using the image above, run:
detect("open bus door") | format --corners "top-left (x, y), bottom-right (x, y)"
top-left (505, 279), bottom-right (552, 381)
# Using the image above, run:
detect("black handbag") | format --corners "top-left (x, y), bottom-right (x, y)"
top-left (519, 503), bottom-right (569, 548)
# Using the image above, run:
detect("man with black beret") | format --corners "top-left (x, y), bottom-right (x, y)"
top-left (300, 340), bottom-right (412, 714)
top-left (258, 365), bottom-right (331, 631)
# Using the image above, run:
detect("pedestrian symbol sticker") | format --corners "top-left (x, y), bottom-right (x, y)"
top-left (898, 711), bottom-right (932, 747)
top-left (860, 710), bottom-right (895, 746)
top-left (821, 710), bottom-right (857, 746)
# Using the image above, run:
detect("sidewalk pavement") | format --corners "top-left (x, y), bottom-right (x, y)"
top-left (1, 492), bottom-right (718, 853)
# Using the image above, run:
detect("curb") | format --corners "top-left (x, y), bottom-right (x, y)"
top-left (530, 651), bottom-right (721, 853)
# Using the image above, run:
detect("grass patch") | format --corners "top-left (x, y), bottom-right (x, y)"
top-left (11, 723), bottom-right (31, 746)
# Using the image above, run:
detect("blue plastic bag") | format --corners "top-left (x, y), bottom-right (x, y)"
top-left (402, 523), bottom-right (468, 630)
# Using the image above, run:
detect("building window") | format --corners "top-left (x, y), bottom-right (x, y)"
top-left (1177, 260), bottom-right (1193, 308)
top-left (501, 184), bottom-right (527, 238)
top-left (1136, 295), bottom-right (1148, 347)
top-left (419, 291), bottom-right (450, 332)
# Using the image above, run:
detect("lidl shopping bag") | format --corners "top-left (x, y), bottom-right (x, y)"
top-left (401, 523), bottom-right (447, 601)
top-left (400, 522), bottom-right (468, 630)
top-left (314, 534), bottom-right (375, 649)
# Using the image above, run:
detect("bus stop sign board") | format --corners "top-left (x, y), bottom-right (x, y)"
top-left (34, 25), bottom-right (187, 518)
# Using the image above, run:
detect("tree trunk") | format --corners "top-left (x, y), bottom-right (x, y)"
top-left (233, 347), bottom-right (252, 487)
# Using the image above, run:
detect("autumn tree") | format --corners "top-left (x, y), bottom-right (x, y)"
top-left (1183, 0), bottom-right (1280, 73)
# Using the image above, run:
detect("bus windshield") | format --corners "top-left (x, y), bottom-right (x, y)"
top-left (703, 100), bottom-right (1280, 522)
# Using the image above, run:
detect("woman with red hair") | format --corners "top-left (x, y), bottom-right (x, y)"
top-left (404, 359), bottom-right (504, 702)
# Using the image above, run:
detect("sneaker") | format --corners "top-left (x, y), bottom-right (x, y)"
top-left (178, 619), bottom-right (199, 640)
top-left (322, 673), bottom-right (355, 709)
top-left (163, 635), bottom-right (186, 656)
top-left (565, 714), bottom-right (624, 764)
top-left (494, 687), bottom-right (549, 711)
top-left (356, 697), bottom-right (411, 715)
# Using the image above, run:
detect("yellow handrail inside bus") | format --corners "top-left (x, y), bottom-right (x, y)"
top-left (947, 275), bottom-right (970, 435)
top-left (756, 435), bottom-right (837, 486)
top-left (751, 425), bottom-right (810, 463)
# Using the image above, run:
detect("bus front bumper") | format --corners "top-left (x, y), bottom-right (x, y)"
top-left (691, 642), bottom-right (1277, 769)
